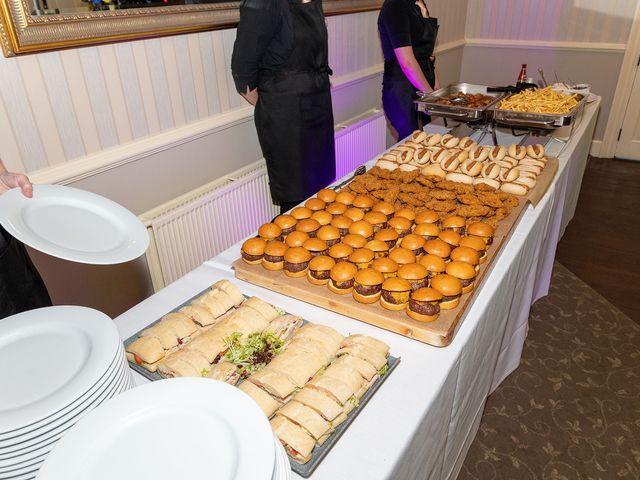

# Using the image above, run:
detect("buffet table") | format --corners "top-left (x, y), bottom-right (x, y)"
top-left (115, 98), bottom-right (599, 480)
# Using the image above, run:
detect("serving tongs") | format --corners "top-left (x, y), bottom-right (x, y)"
top-left (330, 165), bottom-right (366, 190)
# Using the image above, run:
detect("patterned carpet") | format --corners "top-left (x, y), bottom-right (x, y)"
top-left (458, 262), bottom-right (640, 480)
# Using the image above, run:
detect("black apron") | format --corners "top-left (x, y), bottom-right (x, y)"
top-left (254, 0), bottom-right (336, 206)
top-left (0, 225), bottom-right (52, 320)
top-left (382, 3), bottom-right (438, 140)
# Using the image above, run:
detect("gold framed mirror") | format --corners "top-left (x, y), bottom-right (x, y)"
top-left (0, 0), bottom-right (382, 56)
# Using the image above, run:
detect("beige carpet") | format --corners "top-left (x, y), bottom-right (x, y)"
top-left (458, 262), bottom-right (640, 480)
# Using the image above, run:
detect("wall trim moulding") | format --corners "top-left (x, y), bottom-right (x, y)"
top-left (464, 38), bottom-right (626, 53)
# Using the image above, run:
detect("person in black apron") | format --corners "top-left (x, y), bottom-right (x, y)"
top-left (231, 0), bottom-right (336, 214)
top-left (0, 161), bottom-right (52, 319)
top-left (378, 0), bottom-right (440, 141)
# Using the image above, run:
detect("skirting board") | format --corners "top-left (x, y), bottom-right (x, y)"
top-left (590, 140), bottom-right (603, 158)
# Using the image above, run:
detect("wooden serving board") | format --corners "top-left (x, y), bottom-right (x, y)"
top-left (234, 158), bottom-right (558, 347)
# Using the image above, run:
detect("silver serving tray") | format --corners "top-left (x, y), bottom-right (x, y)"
top-left (124, 287), bottom-right (400, 478)
top-left (414, 83), bottom-right (504, 121)
top-left (490, 91), bottom-right (586, 129)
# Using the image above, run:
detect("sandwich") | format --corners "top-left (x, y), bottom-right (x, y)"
top-left (273, 214), bottom-right (297, 236)
top-left (304, 197), bottom-right (326, 212)
top-left (290, 207), bottom-right (312, 220)
top-left (430, 274), bottom-right (463, 309)
top-left (295, 218), bottom-right (321, 238)
top-left (270, 416), bottom-right (316, 464)
top-left (364, 239), bottom-right (390, 258)
top-left (276, 401), bottom-right (332, 440)
top-left (285, 231), bottom-right (308, 248)
top-left (413, 223), bottom-right (440, 241)
top-left (380, 277), bottom-right (412, 311)
top-left (374, 228), bottom-right (399, 249)
top-left (316, 188), bottom-right (337, 204)
top-left (348, 248), bottom-right (374, 269)
top-left (179, 304), bottom-right (217, 329)
top-left (307, 255), bottom-right (336, 286)
top-left (344, 207), bottom-right (365, 223)
top-left (446, 261), bottom-right (477, 294)
top-left (388, 216), bottom-right (412, 238)
top-left (206, 361), bottom-right (241, 385)
top-left (400, 233), bottom-right (426, 257)
top-left (316, 225), bottom-right (341, 247)
top-left (293, 387), bottom-right (343, 421)
top-left (283, 247), bottom-right (313, 278)
top-left (419, 253), bottom-right (446, 277)
top-left (415, 210), bottom-right (439, 225)
top-left (311, 210), bottom-right (333, 226)
top-left (241, 237), bottom-right (266, 265)
top-left (441, 215), bottom-right (466, 235)
top-left (308, 375), bottom-right (355, 405)
top-left (341, 334), bottom-right (390, 358)
top-left (330, 215), bottom-right (353, 236)
top-left (372, 257), bottom-right (399, 278)
top-left (328, 242), bottom-right (352, 263)
top-left (459, 235), bottom-right (488, 263)
top-left (263, 314), bottom-right (303, 341)
top-left (407, 287), bottom-right (442, 322)
top-left (249, 368), bottom-right (298, 402)
top-left (328, 262), bottom-right (358, 295)
top-left (325, 201), bottom-right (347, 216)
top-left (336, 343), bottom-right (388, 370)
top-left (372, 201), bottom-right (395, 219)
top-left (125, 336), bottom-right (165, 372)
top-left (342, 233), bottom-right (367, 249)
top-left (397, 263), bottom-right (429, 291)
top-left (243, 296), bottom-right (280, 322)
top-left (352, 195), bottom-right (374, 212)
top-left (258, 222), bottom-right (283, 242)
top-left (335, 190), bottom-right (355, 206)
top-left (363, 211), bottom-right (388, 232)
top-left (302, 238), bottom-right (328, 258)
top-left (348, 220), bottom-right (374, 241)
top-left (332, 354), bottom-right (377, 381)
top-left (450, 246), bottom-right (480, 272)
top-left (239, 378), bottom-right (282, 418)
top-left (352, 268), bottom-right (385, 304)
top-left (466, 222), bottom-right (495, 245)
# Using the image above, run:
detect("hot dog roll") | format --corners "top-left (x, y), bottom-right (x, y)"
top-left (501, 182), bottom-right (529, 195)
top-left (250, 368), bottom-right (298, 401)
top-left (212, 280), bottom-right (245, 307)
top-left (376, 159), bottom-right (398, 171)
top-left (449, 149), bottom-right (469, 164)
top-left (341, 334), bottom-right (390, 357)
top-left (179, 305), bottom-right (217, 328)
top-left (403, 141), bottom-right (423, 149)
top-left (488, 145), bottom-right (507, 162)
top-left (441, 156), bottom-right (460, 172)
top-left (276, 401), bottom-right (332, 440)
top-left (508, 144), bottom-right (527, 160)
top-left (460, 160), bottom-right (483, 177)
top-left (445, 172), bottom-right (474, 184)
top-left (426, 133), bottom-right (443, 146)
top-left (517, 164), bottom-right (542, 175)
top-left (526, 143), bottom-right (545, 159)
top-left (271, 416), bottom-right (316, 464)
top-left (206, 361), bottom-right (241, 385)
top-left (399, 164), bottom-right (419, 172)
top-left (395, 150), bottom-right (413, 164)
top-left (239, 378), bottom-right (282, 417)
top-left (499, 167), bottom-right (520, 183)
top-left (431, 148), bottom-right (451, 165)
top-left (243, 296), bottom-right (280, 322)
top-left (473, 177), bottom-right (501, 190)
top-left (381, 153), bottom-right (398, 162)
top-left (421, 163), bottom-right (446, 178)
top-left (481, 162), bottom-right (501, 179)
top-left (332, 354), bottom-right (377, 381)
top-left (515, 175), bottom-right (537, 189)
top-left (293, 387), bottom-right (343, 421)
top-left (441, 134), bottom-right (459, 148)
top-left (468, 146), bottom-right (489, 162)
top-left (308, 375), bottom-right (354, 405)
top-left (497, 156), bottom-right (519, 168)
top-left (413, 148), bottom-right (431, 165)
top-left (519, 158), bottom-right (546, 169)
top-left (410, 130), bottom-right (428, 144)
top-left (458, 137), bottom-right (476, 151)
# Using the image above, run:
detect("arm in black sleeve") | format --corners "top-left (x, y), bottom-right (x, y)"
top-left (231, 0), bottom-right (281, 94)
top-left (378, 1), bottom-right (412, 50)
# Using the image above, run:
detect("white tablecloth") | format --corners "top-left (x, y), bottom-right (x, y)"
top-left (115, 100), bottom-right (599, 480)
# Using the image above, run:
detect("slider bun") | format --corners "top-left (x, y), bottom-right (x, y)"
top-left (500, 182), bottom-right (529, 195)
top-left (242, 237), bottom-right (266, 255)
top-left (445, 172), bottom-right (474, 184)
top-left (290, 207), bottom-right (312, 220)
top-left (335, 190), bottom-right (355, 206)
top-left (481, 162), bottom-right (500, 179)
top-left (285, 231), bottom-right (309, 247)
top-left (473, 177), bottom-right (501, 190)
top-left (426, 133), bottom-right (443, 146)
top-left (258, 222), bottom-right (282, 240)
top-left (430, 273), bottom-right (462, 296)
top-left (316, 188), bottom-right (337, 204)
top-left (421, 163), bottom-right (446, 179)
top-left (488, 145), bottom-right (507, 162)
top-left (526, 144), bottom-right (545, 159)
top-left (283, 246), bottom-right (311, 263)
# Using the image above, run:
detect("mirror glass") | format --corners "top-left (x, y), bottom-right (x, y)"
top-left (33, 0), bottom-right (229, 15)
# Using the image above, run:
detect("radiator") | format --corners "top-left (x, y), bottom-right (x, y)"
top-left (141, 108), bottom-right (387, 291)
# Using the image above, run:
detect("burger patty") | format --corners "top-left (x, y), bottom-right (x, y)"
top-left (409, 299), bottom-right (440, 316)
top-left (423, 235), bottom-right (438, 241)
top-left (381, 289), bottom-right (410, 304)
top-left (331, 279), bottom-right (354, 290)
top-left (450, 227), bottom-right (466, 235)
top-left (408, 278), bottom-right (428, 291)
top-left (441, 294), bottom-right (461, 302)
top-left (338, 228), bottom-right (349, 236)
top-left (397, 230), bottom-right (410, 238)
top-left (459, 277), bottom-right (475, 287)
top-left (284, 261), bottom-right (309, 273)
top-left (383, 240), bottom-right (397, 249)
top-left (264, 254), bottom-right (284, 263)
top-left (410, 248), bottom-right (423, 257)
top-left (310, 270), bottom-right (331, 280)
top-left (241, 252), bottom-right (263, 262)
top-left (309, 249), bottom-right (328, 257)
top-left (281, 227), bottom-right (295, 236)
top-left (325, 238), bottom-right (340, 247)
top-left (354, 284), bottom-right (382, 296)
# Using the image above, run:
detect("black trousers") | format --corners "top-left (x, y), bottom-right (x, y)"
top-left (0, 225), bottom-right (52, 319)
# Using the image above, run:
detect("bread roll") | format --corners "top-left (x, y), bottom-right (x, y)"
top-left (426, 133), bottom-right (443, 146)
top-left (441, 134), bottom-right (459, 148)
top-left (413, 148), bottom-right (431, 165)
top-left (460, 160), bottom-right (483, 177)
top-left (473, 177), bottom-right (501, 189)
top-left (421, 163), bottom-right (446, 178)
top-left (468, 146), bottom-right (489, 162)
top-left (395, 150), bottom-right (413, 164)
top-left (375, 159), bottom-right (398, 171)
top-left (497, 156), bottom-right (519, 168)
top-left (410, 130), bottom-right (428, 144)
top-left (441, 156), bottom-right (461, 172)
top-left (481, 162), bottom-right (500, 179)
top-left (445, 172), bottom-right (474, 184)
top-left (458, 137), bottom-right (476, 151)
top-left (517, 164), bottom-right (542, 175)
top-left (526, 144), bottom-right (545, 159)
top-left (501, 182), bottom-right (528, 195)
top-left (508, 144), bottom-right (527, 160)
top-left (431, 148), bottom-right (451, 164)
top-left (499, 167), bottom-right (520, 182)
top-left (515, 175), bottom-right (537, 189)
top-left (488, 145), bottom-right (507, 162)
top-left (399, 164), bottom-right (419, 172)
top-left (519, 158), bottom-right (546, 169)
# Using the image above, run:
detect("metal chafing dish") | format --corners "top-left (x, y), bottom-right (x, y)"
top-left (489, 92), bottom-right (587, 130)
top-left (414, 83), bottom-right (505, 122)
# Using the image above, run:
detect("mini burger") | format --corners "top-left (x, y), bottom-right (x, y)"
top-left (328, 242), bottom-right (353, 263)
top-left (285, 231), bottom-right (309, 248)
top-left (372, 201), bottom-right (395, 219)
top-left (311, 210), bottom-right (333, 226)
top-left (438, 230), bottom-right (461, 248)
top-left (466, 222), bottom-right (495, 245)
top-left (262, 240), bottom-right (288, 271)
top-left (380, 277), bottom-right (412, 311)
top-left (342, 233), bottom-right (367, 249)
top-left (328, 261), bottom-right (358, 295)
top-left (335, 190), bottom-right (355, 206)
top-left (388, 247), bottom-right (416, 266)
top-left (326, 202), bottom-right (348, 216)
top-left (283, 247), bottom-right (312, 278)
top-left (348, 220), bottom-right (374, 241)
top-left (400, 234), bottom-right (426, 258)
top-left (363, 211), bottom-right (388, 232)
top-left (273, 215), bottom-right (297, 236)
top-left (241, 237), bottom-right (267, 265)
top-left (459, 235), bottom-right (488, 263)
top-left (446, 261), bottom-right (477, 294)
top-left (407, 288), bottom-right (442, 322)
top-left (330, 215), bottom-right (353, 236)
top-left (353, 268), bottom-right (385, 304)
top-left (295, 218), bottom-right (321, 237)
top-left (395, 208), bottom-right (416, 223)
top-left (398, 263), bottom-right (429, 291)
top-left (307, 255), bottom-right (336, 286)
top-left (419, 254), bottom-right (446, 278)
top-left (290, 207), bottom-right (312, 220)
top-left (316, 188), bottom-right (337, 204)
top-left (441, 216), bottom-right (466, 235)
top-left (372, 257), bottom-right (399, 278)
top-left (415, 210), bottom-right (439, 225)
top-left (388, 216), bottom-right (413, 238)
top-left (348, 248), bottom-right (375, 269)
top-left (450, 246), bottom-right (480, 272)
top-left (344, 207), bottom-right (365, 222)
top-left (374, 228), bottom-right (399, 249)
top-left (316, 225), bottom-right (341, 247)
top-left (353, 195), bottom-right (374, 212)
top-left (430, 274), bottom-right (463, 309)
top-left (365, 239), bottom-right (389, 258)
top-left (423, 238), bottom-right (452, 261)
top-left (304, 197), bottom-right (326, 212)
top-left (413, 223), bottom-right (440, 241)
top-left (258, 222), bottom-right (283, 242)
top-left (303, 238), bottom-right (329, 257)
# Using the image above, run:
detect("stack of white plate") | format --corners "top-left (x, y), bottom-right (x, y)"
top-left (37, 378), bottom-right (276, 480)
top-left (0, 306), bottom-right (133, 480)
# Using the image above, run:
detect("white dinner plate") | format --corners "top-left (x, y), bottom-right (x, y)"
top-left (0, 185), bottom-right (149, 265)
top-left (37, 378), bottom-right (275, 480)
top-left (0, 306), bottom-right (120, 434)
